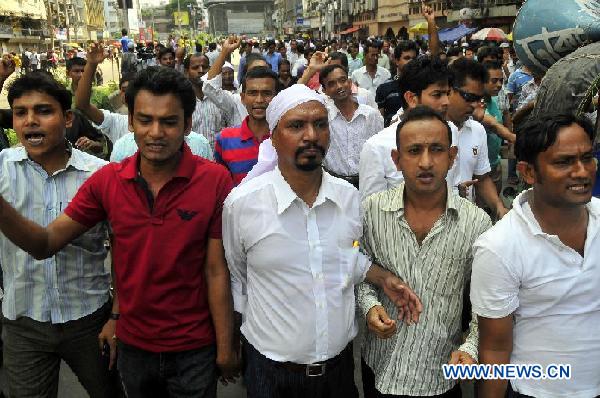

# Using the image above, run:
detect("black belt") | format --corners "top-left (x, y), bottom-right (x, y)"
top-left (274, 343), bottom-right (352, 377)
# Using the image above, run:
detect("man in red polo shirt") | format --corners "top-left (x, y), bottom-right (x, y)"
top-left (0, 66), bottom-right (237, 398)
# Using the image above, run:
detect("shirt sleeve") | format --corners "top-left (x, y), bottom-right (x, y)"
top-left (458, 312), bottom-right (479, 362)
top-left (359, 141), bottom-right (388, 201)
top-left (201, 74), bottom-right (241, 126)
top-left (222, 196), bottom-right (248, 314)
top-left (208, 167), bottom-right (234, 239)
top-left (505, 72), bottom-right (517, 94)
top-left (472, 123), bottom-right (492, 176)
top-left (470, 243), bottom-right (520, 319)
top-left (355, 198), bottom-right (383, 318)
top-left (64, 166), bottom-right (109, 228)
top-left (213, 134), bottom-right (226, 168)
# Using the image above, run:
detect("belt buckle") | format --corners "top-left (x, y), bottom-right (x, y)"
top-left (306, 363), bottom-right (326, 377)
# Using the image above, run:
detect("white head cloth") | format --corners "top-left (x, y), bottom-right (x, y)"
top-left (222, 61), bottom-right (234, 71)
top-left (241, 85), bottom-right (326, 184)
top-left (266, 84), bottom-right (326, 132)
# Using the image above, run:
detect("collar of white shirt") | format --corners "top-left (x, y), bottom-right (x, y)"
top-left (513, 189), bottom-right (600, 237)
top-left (7, 144), bottom-right (98, 173)
top-left (328, 101), bottom-right (370, 122)
top-left (272, 166), bottom-right (345, 215)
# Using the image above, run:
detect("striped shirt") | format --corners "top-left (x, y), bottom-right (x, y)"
top-left (0, 146), bottom-right (110, 323)
top-left (357, 183), bottom-right (491, 396)
top-left (192, 95), bottom-right (233, 150)
top-left (214, 117), bottom-right (269, 186)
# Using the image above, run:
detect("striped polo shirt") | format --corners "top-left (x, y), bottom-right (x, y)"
top-left (214, 117), bottom-right (270, 186)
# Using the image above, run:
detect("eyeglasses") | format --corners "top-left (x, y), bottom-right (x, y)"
top-left (453, 87), bottom-right (485, 104)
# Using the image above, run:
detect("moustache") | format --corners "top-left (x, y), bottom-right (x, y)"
top-left (295, 145), bottom-right (326, 158)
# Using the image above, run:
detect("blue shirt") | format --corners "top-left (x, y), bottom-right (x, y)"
top-left (506, 68), bottom-right (533, 108)
top-left (0, 146), bottom-right (110, 323)
top-left (110, 131), bottom-right (213, 162)
top-left (121, 36), bottom-right (129, 52)
top-left (263, 51), bottom-right (282, 73)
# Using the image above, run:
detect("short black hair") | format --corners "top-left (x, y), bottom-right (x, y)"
top-left (119, 72), bottom-right (137, 89)
top-left (364, 41), bottom-right (381, 53)
top-left (482, 60), bottom-right (503, 73)
top-left (394, 40), bottom-right (418, 59)
top-left (243, 53), bottom-right (267, 75)
top-left (183, 53), bottom-right (208, 70)
top-left (121, 28), bottom-right (127, 36)
top-left (8, 71), bottom-right (72, 112)
top-left (66, 56), bottom-right (86, 71)
top-left (242, 66), bottom-right (279, 93)
top-left (303, 46), bottom-right (314, 58)
top-left (477, 46), bottom-right (500, 61)
top-left (328, 52), bottom-right (348, 68)
top-left (515, 113), bottom-right (595, 165)
top-left (278, 58), bottom-right (291, 69)
top-left (446, 47), bottom-right (461, 57)
top-left (125, 66), bottom-right (196, 120)
top-left (449, 57), bottom-right (489, 88)
top-left (208, 43), bottom-right (217, 51)
top-left (157, 46), bottom-right (175, 60)
top-left (319, 64), bottom-right (348, 88)
top-left (399, 56), bottom-right (450, 108)
top-left (395, 105), bottom-right (452, 149)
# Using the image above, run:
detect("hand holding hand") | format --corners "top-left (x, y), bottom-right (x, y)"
top-left (457, 179), bottom-right (478, 198)
top-left (367, 305), bottom-right (397, 339)
top-left (381, 273), bottom-right (423, 325)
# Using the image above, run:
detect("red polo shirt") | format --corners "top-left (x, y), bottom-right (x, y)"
top-left (65, 144), bottom-right (233, 352)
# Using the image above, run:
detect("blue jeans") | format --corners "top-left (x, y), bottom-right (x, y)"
top-left (117, 341), bottom-right (217, 398)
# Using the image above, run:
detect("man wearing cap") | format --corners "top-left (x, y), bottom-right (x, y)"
top-left (223, 84), bottom-right (423, 397)
top-left (221, 62), bottom-right (237, 92)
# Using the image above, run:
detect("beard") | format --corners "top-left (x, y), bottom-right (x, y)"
top-left (294, 144), bottom-right (326, 172)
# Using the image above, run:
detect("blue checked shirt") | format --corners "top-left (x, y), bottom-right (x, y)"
top-left (0, 146), bottom-right (111, 323)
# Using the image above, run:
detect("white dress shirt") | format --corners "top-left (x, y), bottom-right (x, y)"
top-left (351, 66), bottom-right (391, 97)
top-left (286, 50), bottom-right (300, 67)
top-left (94, 110), bottom-right (131, 144)
top-left (201, 73), bottom-right (247, 128)
top-left (223, 167), bottom-right (371, 364)
top-left (324, 103), bottom-right (383, 176)
top-left (471, 191), bottom-right (600, 398)
top-left (291, 56), bottom-right (307, 78)
top-left (359, 117), bottom-right (459, 201)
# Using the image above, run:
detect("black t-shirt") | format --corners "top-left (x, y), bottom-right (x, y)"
top-left (375, 78), bottom-right (403, 127)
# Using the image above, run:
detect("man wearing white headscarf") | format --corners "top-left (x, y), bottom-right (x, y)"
top-left (222, 84), bottom-right (423, 398)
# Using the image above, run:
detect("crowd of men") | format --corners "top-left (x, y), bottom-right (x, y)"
top-left (0, 4), bottom-right (598, 398)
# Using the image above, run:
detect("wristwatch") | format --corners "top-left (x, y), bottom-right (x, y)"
top-left (109, 313), bottom-right (120, 320)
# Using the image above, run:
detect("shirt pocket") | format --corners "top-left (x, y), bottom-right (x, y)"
top-left (424, 256), bottom-right (468, 298)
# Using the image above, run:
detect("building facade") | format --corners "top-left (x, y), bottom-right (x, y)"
top-left (206, 0), bottom-right (274, 36)
top-left (0, 0), bottom-right (48, 53)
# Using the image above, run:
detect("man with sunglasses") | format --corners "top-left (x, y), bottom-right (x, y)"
top-left (447, 58), bottom-right (509, 219)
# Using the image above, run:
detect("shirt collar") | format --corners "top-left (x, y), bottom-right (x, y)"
top-left (330, 103), bottom-right (368, 122)
top-left (381, 182), bottom-right (459, 217)
top-left (7, 141), bottom-right (94, 172)
top-left (240, 116), bottom-right (271, 142)
top-left (271, 167), bottom-right (344, 215)
top-left (119, 142), bottom-right (196, 180)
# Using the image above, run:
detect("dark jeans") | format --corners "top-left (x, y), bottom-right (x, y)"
top-left (117, 341), bottom-right (217, 398)
top-left (244, 341), bottom-right (358, 398)
top-left (362, 359), bottom-right (462, 398)
top-left (2, 301), bottom-right (119, 398)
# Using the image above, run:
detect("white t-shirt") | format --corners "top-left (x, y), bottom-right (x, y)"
top-left (453, 119), bottom-right (491, 200)
top-left (471, 191), bottom-right (600, 398)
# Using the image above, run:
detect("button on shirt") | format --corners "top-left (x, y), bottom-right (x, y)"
top-left (0, 146), bottom-right (110, 323)
top-left (223, 168), bottom-right (371, 364)
top-left (192, 95), bottom-right (233, 150)
top-left (65, 144), bottom-right (233, 352)
top-left (110, 132), bottom-right (213, 162)
top-left (324, 103), bottom-right (383, 176)
top-left (351, 66), bottom-right (391, 97)
top-left (358, 183), bottom-right (491, 396)
top-left (471, 191), bottom-right (600, 398)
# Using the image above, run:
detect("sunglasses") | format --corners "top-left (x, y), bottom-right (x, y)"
top-left (453, 87), bottom-right (484, 104)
